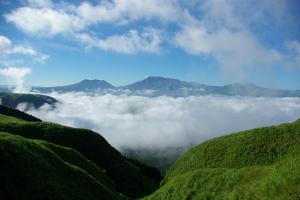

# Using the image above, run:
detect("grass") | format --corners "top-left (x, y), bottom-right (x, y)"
top-left (0, 120), bottom-right (159, 198)
top-left (0, 92), bottom-right (57, 109)
top-left (144, 119), bottom-right (300, 200)
top-left (0, 132), bottom-right (124, 200)
top-left (1, 102), bottom-right (299, 199)
top-left (0, 114), bottom-right (26, 123)
top-left (0, 105), bottom-right (41, 122)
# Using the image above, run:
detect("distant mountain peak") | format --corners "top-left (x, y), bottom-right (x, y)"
top-left (125, 76), bottom-right (191, 91)
top-left (79, 79), bottom-right (107, 83)
top-left (77, 79), bottom-right (112, 86)
top-left (143, 76), bottom-right (179, 81)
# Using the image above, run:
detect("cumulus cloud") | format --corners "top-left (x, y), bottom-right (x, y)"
top-left (5, 0), bottom-right (178, 36)
top-left (26, 0), bottom-right (52, 8)
top-left (26, 93), bottom-right (300, 151)
top-left (174, 18), bottom-right (282, 77)
top-left (0, 67), bottom-right (31, 93)
top-left (4, 0), bottom-right (299, 70)
top-left (285, 40), bottom-right (300, 67)
top-left (75, 28), bottom-right (163, 54)
top-left (4, 0), bottom-right (178, 54)
top-left (76, 0), bottom-right (179, 24)
top-left (0, 35), bottom-right (49, 64)
top-left (173, 1), bottom-right (299, 78)
top-left (5, 7), bottom-right (84, 36)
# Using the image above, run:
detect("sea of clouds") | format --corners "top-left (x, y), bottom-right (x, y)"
top-left (24, 92), bottom-right (300, 152)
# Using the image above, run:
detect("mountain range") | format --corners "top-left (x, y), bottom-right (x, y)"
top-left (27, 76), bottom-right (300, 97)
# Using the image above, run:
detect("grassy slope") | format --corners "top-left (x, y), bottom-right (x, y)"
top-left (0, 114), bottom-right (25, 123)
top-left (0, 92), bottom-right (57, 109)
top-left (39, 141), bottom-right (116, 193)
top-left (0, 119), bottom-right (158, 198)
top-left (145, 120), bottom-right (300, 200)
top-left (0, 105), bottom-right (41, 122)
top-left (0, 132), bottom-right (123, 200)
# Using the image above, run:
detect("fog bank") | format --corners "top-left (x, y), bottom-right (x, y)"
top-left (24, 93), bottom-right (300, 151)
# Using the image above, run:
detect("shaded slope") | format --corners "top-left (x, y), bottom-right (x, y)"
top-left (39, 141), bottom-right (116, 193)
top-left (0, 132), bottom-right (123, 200)
top-left (0, 105), bottom-right (41, 122)
top-left (0, 114), bottom-right (26, 123)
top-left (145, 119), bottom-right (300, 200)
top-left (0, 121), bottom-right (159, 198)
top-left (0, 93), bottom-right (58, 109)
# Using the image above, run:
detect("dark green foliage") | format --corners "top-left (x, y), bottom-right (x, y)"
top-left (0, 114), bottom-right (26, 123)
top-left (39, 141), bottom-right (116, 192)
top-left (0, 121), bottom-right (159, 198)
top-left (0, 132), bottom-right (124, 200)
top-left (127, 158), bottom-right (162, 182)
top-left (145, 119), bottom-right (300, 200)
top-left (0, 105), bottom-right (41, 122)
top-left (0, 92), bottom-right (58, 109)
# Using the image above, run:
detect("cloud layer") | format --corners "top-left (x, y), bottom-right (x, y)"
top-left (26, 93), bottom-right (300, 151)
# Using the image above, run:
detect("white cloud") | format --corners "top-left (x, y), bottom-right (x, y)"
top-left (0, 35), bottom-right (49, 64)
top-left (5, 7), bottom-right (84, 36)
top-left (27, 0), bottom-right (52, 8)
top-left (76, 0), bottom-right (179, 24)
top-left (173, 1), bottom-right (298, 78)
top-left (4, 0), bottom-right (299, 65)
top-left (285, 40), bottom-right (300, 66)
top-left (5, 0), bottom-right (179, 36)
top-left (0, 35), bottom-right (12, 54)
top-left (75, 28), bottom-right (163, 54)
top-left (26, 93), bottom-right (300, 151)
top-left (174, 21), bottom-right (282, 75)
top-left (4, 0), bottom-right (176, 54)
top-left (0, 67), bottom-right (31, 93)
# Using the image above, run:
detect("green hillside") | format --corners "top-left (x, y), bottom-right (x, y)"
top-left (0, 105), bottom-right (41, 122)
top-left (1, 102), bottom-right (299, 199)
top-left (0, 92), bottom-right (58, 109)
top-left (0, 114), bottom-right (25, 123)
top-left (145, 119), bottom-right (300, 200)
top-left (0, 132), bottom-right (124, 200)
top-left (0, 108), bottom-right (160, 199)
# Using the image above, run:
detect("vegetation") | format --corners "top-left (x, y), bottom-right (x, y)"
top-left (1, 101), bottom-right (299, 199)
top-left (0, 105), bottom-right (41, 122)
top-left (0, 114), bottom-right (25, 123)
top-left (0, 109), bottom-right (159, 198)
top-left (0, 92), bottom-right (58, 109)
top-left (0, 132), bottom-right (124, 200)
top-left (144, 119), bottom-right (300, 200)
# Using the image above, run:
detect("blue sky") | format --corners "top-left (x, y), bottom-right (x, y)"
top-left (0, 0), bottom-right (299, 89)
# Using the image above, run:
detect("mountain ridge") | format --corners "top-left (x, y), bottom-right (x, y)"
top-left (30, 76), bottom-right (300, 97)
top-left (32, 79), bottom-right (115, 93)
